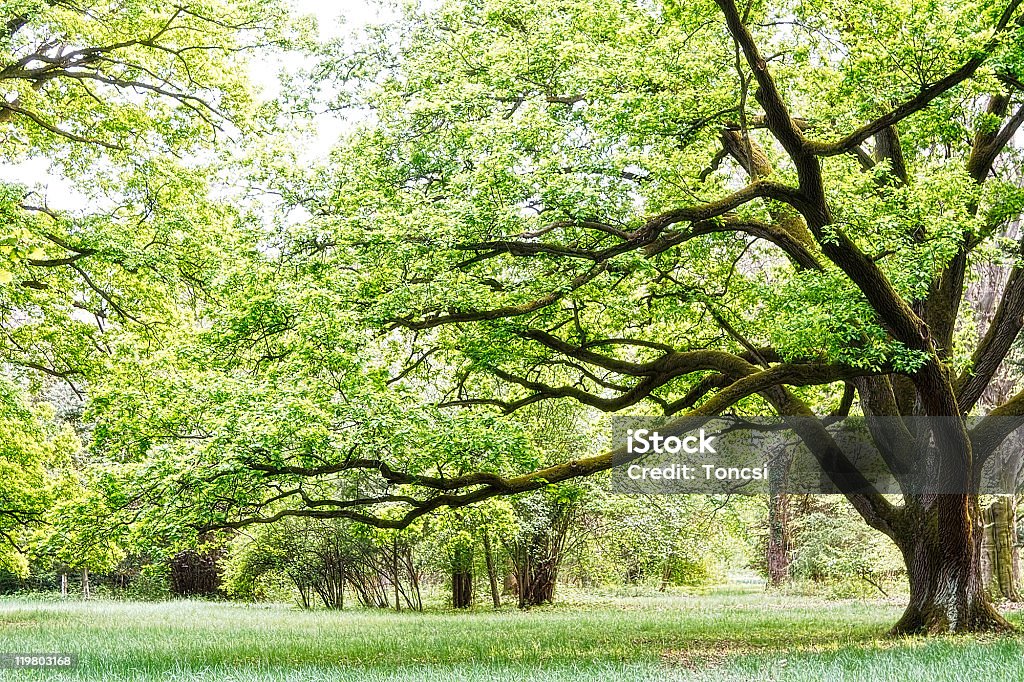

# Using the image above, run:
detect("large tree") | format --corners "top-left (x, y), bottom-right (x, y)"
top-left (93, 0), bottom-right (1024, 635)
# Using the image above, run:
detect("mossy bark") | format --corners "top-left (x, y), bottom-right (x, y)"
top-left (891, 495), bottom-right (1013, 635)
top-left (981, 496), bottom-right (1021, 602)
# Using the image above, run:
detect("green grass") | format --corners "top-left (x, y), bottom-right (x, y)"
top-left (0, 587), bottom-right (1020, 680)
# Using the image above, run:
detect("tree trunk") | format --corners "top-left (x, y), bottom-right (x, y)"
top-left (81, 567), bottom-right (90, 600)
top-left (516, 553), bottom-right (558, 608)
top-left (981, 496), bottom-right (1021, 602)
top-left (766, 493), bottom-right (791, 586)
top-left (392, 536), bottom-right (401, 612)
top-left (890, 495), bottom-right (1012, 634)
top-left (659, 556), bottom-right (672, 591)
top-left (60, 573), bottom-right (67, 598)
top-left (294, 578), bottom-right (312, 609)
top-left (765, 427), bottom-right (795, 586)
top-left (452, 569), bottom-right (473, 609)
top-left (170, 548), bottom-right (222, 596)
top-left (482, 530), bottom-right (501, 608)
top-left (401, 544), bottom-right (423, 611)
top-left (451, 541), bottom-right (474, 609)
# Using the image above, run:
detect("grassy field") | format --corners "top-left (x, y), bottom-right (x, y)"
top-left (0, 588), bottom-right (1020, 681)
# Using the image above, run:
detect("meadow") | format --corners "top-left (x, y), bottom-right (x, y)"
top-left (0, 588), bottom-right (1020, 681)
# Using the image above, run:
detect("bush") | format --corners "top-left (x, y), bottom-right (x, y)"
top-left (788, 504), bottom-right (904, 597)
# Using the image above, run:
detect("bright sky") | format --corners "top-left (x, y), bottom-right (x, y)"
top-left (295, 0), bottom-right (390, 38)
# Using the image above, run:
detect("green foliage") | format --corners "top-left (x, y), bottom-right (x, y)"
top-left (4, 0), bottom-right (1024, 639)
top-left (0, 378), bottom-right (77, 576)
top-left (567, 491), bottom-right (757, 588)
top-left (223, 517), bottom-right (424, 610)
top-left (788, 500), bottom-right (905, 597)
top-left (0, 0), bottom-right (313, 427)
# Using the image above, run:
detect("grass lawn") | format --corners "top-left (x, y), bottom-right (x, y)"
top-left (0, 587), bottom-right (1021, 681)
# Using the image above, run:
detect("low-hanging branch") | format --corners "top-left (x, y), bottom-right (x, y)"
top-left (194, 351), bottom-right (893, 531)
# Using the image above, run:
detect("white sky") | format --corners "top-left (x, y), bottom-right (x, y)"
top-left (294, 0), bottom-right (390, 39)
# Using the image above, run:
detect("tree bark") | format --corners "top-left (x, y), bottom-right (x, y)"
top-left (482, 530), bottom-right (501, 608)
top-left (766, 493), bottom-right (791, 586)
top-left (81, 567), bottom-right (90, 600)
top-left (170, 548), bottom-right (222, 597)
top-left (516, 553), bottom-right (558, 607)
top-left (393, 536), bottom-right (401, 612)
top-left (981, 496), bottom-right (1021, 602)
top-left (451, 540), bottom-right (474, 609)
top-left (452, 568), bottom-right (473, 609)
top-left (890, 495), bottom-right (1012, 634)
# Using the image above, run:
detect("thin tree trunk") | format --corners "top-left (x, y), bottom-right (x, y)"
top-left (482, 530), bottom-right (501, 608)
top-left (393, 536), bottom-right (401, 613)
top-left (403, 546), bottom-right (423, 611)
top-left (295, 579), bottom-right (311, 609)
top-left (766, 493), bottom-right (791, 586)
top-left (81, 567), bottom-right (90, 600)
top-left (60, 573), bottom-right (67, 598)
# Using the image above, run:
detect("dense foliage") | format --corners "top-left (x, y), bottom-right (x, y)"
top-left (4, 0), bottom-right (1024, 636)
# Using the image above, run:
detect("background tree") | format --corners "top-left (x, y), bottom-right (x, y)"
top-left (569, 494), bottom-right (754, 590)
top-left (430, 503), bottom-right (516, 609)
top-left (786, 497), bottom-right (905, 597)
top-left (0, 377), bottom-right (75, 575)
top-left (33, 474), bottom-right (126, 599)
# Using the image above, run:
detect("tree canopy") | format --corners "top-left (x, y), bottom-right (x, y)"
top-left (6, 0), bottom-right (1024, 635)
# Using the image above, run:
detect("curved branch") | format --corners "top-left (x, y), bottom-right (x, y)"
top-left (958, 265), bottom-right (1024, 411)
top-left (388, 263), bottom-right (609, 331)
top-left (804, 0), bottom-right (1023, 157)
top-left (201, 361), bottom-right (884, 531)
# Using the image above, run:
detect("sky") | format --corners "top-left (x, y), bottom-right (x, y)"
top-left (294, 0), bottom-right (389, 39)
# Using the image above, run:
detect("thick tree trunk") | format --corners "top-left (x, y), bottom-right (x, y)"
top-left (451, 541), bottom-right (474, 609)
top-left (891, 495), bottom-right (1012, 634)
top-left (517, 556), bottom-right (558, 607)
top-left (981, 496), bottom-right (1021, 602)
top-left (170, 548), bottom-right (222, 596)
